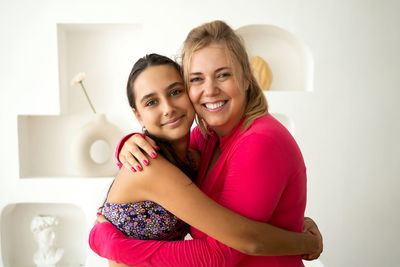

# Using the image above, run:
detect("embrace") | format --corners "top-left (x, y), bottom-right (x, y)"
top-left (89, 20), bottom-right (323, 267)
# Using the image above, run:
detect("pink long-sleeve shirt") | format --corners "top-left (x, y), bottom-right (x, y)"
top-left (89, 114), bottom-right (307, 266)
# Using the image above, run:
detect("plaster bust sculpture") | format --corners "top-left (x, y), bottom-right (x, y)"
top-left (30, 215), bottom-right (64, 267)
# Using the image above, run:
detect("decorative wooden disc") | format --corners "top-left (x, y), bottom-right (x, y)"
top-left (250, 56), bottom-right (273, 90)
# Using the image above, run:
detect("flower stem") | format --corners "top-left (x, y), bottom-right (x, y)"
top-left (79, 81), bottom-right (96, 114)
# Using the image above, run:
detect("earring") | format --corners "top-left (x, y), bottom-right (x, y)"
top-left (142, 126), bottom-right (147, 133)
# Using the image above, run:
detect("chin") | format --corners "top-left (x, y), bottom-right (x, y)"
top-left (204, 118), bottom-right (227, 128)
top-left (165, 130), bottom-right (189, 141)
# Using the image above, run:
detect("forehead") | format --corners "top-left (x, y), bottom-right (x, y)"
top-left (189, 43), bottom-right (241, 75)
top-left (134, 65), bottom-right (182, 97)
top-left (190, 44), bottom-right (228, 70)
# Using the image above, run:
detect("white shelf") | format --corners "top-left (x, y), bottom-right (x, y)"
top-left (17, 23), bottom-right (146, 178)
top-left (1, 203), bottom-right (87, 267)
top-left (17, 114), bottom-right (121, 178)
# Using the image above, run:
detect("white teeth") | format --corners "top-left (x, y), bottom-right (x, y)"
top-left (205, 101), bottom-right (225, 109)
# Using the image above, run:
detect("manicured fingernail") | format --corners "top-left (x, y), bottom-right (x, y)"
top-left (131, 167), bottom-right (136, 172)
top-left (155, 145), bottom-right (160, 150)
top-left (143, 160), bottom-right (148, 166)
top-left (136, 165), bottom-right (142, 171)
top-left (151, 152), bottom-right (157, 158)
top-left (96, 212), bottom-right (101, 216)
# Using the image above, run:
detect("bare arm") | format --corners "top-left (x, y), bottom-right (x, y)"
top-left (121, 155), bottom-right (320, 256)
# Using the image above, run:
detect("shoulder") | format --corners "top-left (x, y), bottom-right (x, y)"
top-left (246, 114), bottom-right (288, 136)
top-left (109, 155), bottom-right (195, 204)
top-left (230, 114), bottom-right (303, 163)
top-left (132, 155), bottom-right (194, 190)
top-left (115, 156), bottom-right (181, 192)
top-left (223, 115), bottom-right (306, 181)
top-left (238, 114), bottom-right (296, 147)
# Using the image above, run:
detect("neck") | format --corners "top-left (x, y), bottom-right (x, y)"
top-left (170, 134), bottom-right (190, 162)
top-left (213, 114), bottom-right (244, 137)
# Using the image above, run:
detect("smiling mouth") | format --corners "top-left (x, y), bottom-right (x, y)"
top-left (202, 100), bottom-right (228, 111)
top-left (162, 115), bottom-right (184, 126)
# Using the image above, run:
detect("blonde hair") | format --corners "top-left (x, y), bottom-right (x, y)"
top-left (182, 20), bottom-right (268, 135)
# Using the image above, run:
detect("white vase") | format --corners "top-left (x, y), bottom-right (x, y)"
top-left (72, 114), bottom-right (122, 177)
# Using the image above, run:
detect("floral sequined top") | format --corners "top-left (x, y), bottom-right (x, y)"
top-left (103, 150), bottom-right (197, 240)
top-left (102, 201), bottom-right (188, 240)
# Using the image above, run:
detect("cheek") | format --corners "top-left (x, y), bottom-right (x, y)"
top-left (141, 114), bottom-right (156, 128)
top-left (191, 105), bottom-right (203, 116)
top-left (232, 83), bottom-right (247, 102)
top-left (188, 86), bottom-right (201, 105)
top-left (182, 99), bottom-right (196, 120)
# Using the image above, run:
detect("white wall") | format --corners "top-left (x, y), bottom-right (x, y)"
top-left (1, 0), bottom-right (399, 266)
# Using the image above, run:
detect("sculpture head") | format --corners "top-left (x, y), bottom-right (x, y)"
top-left (31, 215), bottom-right (58, 248)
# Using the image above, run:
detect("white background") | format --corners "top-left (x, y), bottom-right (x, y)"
top-left (0, 0), bottom-right (399, 266)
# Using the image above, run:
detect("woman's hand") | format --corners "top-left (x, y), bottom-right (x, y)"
top-left (119, 134), bottom-right (158, 172)
top-left (302, 217), bottom-right (323, 260)
top-left (94, 214), bottom-right (109, 225)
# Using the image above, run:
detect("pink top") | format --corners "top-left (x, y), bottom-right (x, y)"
top-left (89, 114), bottom-right (307, 267)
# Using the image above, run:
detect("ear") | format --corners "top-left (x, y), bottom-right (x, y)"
top-left (132, 108), bottom-right (144, 128)
top-left (244, 79), bottom-right (250, 91)
top-left (243, 69), bottom-right (251, 92)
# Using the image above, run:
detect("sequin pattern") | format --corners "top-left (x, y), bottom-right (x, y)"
top-left (102, 201), bottom-right (188, 240)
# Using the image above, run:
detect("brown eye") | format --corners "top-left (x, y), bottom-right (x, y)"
top-left (169, 89), bottom-right (182, 96)
top-left (217, 72), bottom-right (231, 79)
top-left (145, 99), bottom-right (157, 107)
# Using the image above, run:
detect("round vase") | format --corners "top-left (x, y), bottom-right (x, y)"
top-left (72, 114), bottom-right (122, 177)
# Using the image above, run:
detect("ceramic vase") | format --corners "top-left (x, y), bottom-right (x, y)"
top-left (72, 114), bottom-right (122, 177)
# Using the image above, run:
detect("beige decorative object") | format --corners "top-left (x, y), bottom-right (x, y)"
top-left (250, 56), bottom-right (273, 90)
top-left (72, 114), bottom-right (122, 177)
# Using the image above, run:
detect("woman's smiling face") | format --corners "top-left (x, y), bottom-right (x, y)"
top-left (133, 64), bottom-right (195, 142)
top-left (188, 43), bottom-right (248, 136)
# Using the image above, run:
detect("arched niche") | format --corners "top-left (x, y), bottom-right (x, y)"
top-left (236, 24), bottom-right (314, 91)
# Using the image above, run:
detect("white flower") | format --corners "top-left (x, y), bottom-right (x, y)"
top-left (71, 72), bottom-right (86, 85)
top-left (71, 72), bottom-right (96, 113)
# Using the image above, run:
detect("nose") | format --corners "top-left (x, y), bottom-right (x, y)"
top-left (203, 78), bottom-right (219, 97)
top-left (162, 98), bottom-right (175, 116)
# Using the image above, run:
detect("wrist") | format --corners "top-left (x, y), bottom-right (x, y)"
top-left (303, 232), bottom-right (318, 255)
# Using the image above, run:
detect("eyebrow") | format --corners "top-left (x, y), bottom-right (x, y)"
top-left (190, 66), bottom-right (230, 76)
top-left (140, 81), bottom-right (184, 103)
